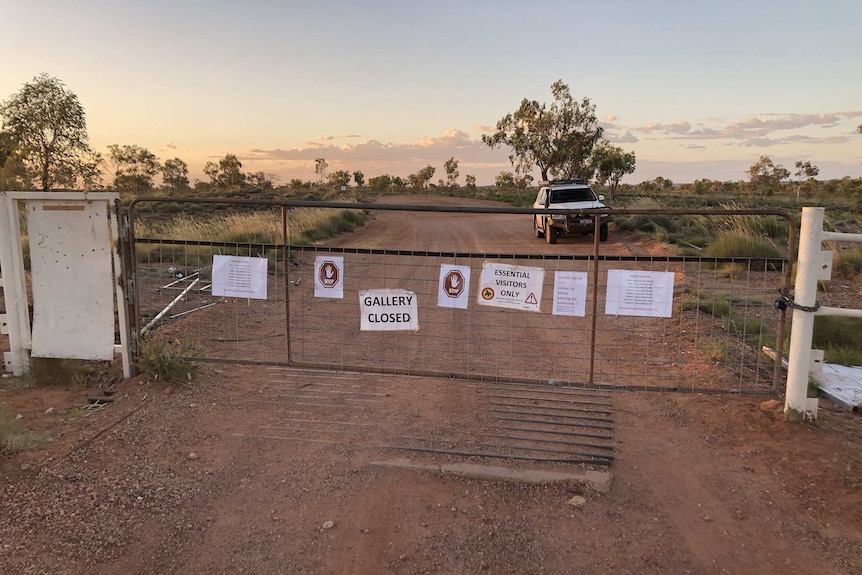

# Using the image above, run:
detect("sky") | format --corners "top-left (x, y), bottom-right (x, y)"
top-left (2, 0), bottom-right (861, 187)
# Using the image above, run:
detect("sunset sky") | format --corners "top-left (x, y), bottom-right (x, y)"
top-left (2, 0), bottom-right (861, 186)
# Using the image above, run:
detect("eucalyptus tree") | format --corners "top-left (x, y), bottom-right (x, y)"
top-left (0, 74), bottom-right (100, 190)
top-left (592, 142), bottom-right (636, 200)
top-left (107, 144), bottom-right (161, 191)
top-left (483, 80), bottom-right (603, 182)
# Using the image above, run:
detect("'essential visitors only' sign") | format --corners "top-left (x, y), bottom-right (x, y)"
top-left (477, 262), bottom-right (544, 312)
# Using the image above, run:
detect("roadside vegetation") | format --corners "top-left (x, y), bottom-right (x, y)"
top-left (137, 338), bottom-right (198, 383)
top-left (0, 409), bottom-right (46, 455)
top-left (2, 74), bottom-right (859, 370)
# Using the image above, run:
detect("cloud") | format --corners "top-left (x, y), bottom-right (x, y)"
top-left (606, 131), bottom-right (639, 144)
top-left (318, 134), bottom-right (360, 141)
top-left (166, 142), bottom-right (177, 150)
top-left (474, 124), bottom-right (495, 133)
top-left (635, 121), bottom-right (692, 135)
top-left (243, 128), bottom-right (506, 169)
top-left (683, 144), bottom-right (707, 150)
top-left (603, 115), bottom-right (617, 122)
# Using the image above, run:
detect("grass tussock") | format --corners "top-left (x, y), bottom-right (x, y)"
top-left (812, 316), bottom-right (862, 366)
top-left (17, 358), bottom-right (104, 387)
top-left (832, 245), bottom-right (862, 278)
top-left (702, 232), bottom-right (781, 259)
top-left (0, 409), bottom-right (47, 455)
top-left (135, 205), bottom-right (367, 262)
top-left (137, 338), bottom-right (199, 382)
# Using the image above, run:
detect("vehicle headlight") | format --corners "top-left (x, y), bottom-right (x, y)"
top-left (551, 214), bottom-right (567, 222)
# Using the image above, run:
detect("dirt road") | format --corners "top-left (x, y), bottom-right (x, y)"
top-left (1, 196), bottom-right (860, 574)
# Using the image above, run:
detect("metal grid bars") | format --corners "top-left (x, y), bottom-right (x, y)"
top-left (127, 198), bottom-right (793, 394)
top-left (591, 255), bottom-right (787, 393)
top-left (132, 234), bottom-right (291, 367)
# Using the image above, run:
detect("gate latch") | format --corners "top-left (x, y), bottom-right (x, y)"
top-left (775, 289), bottom-right (820, 313)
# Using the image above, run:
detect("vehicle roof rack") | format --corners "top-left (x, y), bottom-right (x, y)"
top-left (539, 179), bottom-right (589, 186)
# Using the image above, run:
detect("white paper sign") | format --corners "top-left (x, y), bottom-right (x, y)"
top-left (553, 271), bottom-right (588, 316)
top-left (477, 262), bottom-right (544, 312)
top-left (360, 289), bottom-right (419, 331)
top-left (315, 255), bottom-right (344, 299)
top-left (605, 270), bottom-right (675, 317)
top-left (437, 264), bottom-right (471, 309)
top-left (212, 255), bottom-right (268, 300)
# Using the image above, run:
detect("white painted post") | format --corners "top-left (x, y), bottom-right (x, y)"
top-left (784, 207), bottom-right (822, 419)
top-left (0, 194), bottom-right (31, 375)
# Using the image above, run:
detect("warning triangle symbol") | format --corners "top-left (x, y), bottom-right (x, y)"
top-left (525, 292), bottom-right (538, 305)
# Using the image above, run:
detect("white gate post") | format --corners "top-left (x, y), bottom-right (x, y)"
top-left (784, 207), bottom-right (822, 419)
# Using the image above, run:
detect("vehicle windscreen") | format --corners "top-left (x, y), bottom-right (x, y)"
top-left (549, 188), bottom-right (595, 203)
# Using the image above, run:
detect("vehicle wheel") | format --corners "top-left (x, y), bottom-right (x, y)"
top-left (599, 223), bottom-right (609, 242)
top-left (545, 220), bottom-right (558, 244)
top-left (535, 217), bottom-right (545, 238)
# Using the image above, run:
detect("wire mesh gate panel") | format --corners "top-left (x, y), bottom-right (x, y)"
top-left (129, 200), bottom-right (791, 394)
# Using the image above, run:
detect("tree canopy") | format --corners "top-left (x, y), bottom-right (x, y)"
top-left (107, 144), bottom-right (160, 191)
top-left (162, 157), bottom-right (190, 191)
top-left (0, 74), bottom-right (100, 190)
top-left (748, 156), bottom-right (790, 199)
top-left (592, 142), bottom-right (636, 200)
top-left (482, 80), bottom-right (604, 182)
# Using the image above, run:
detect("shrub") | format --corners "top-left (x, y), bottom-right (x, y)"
top-left (680, 291), bottom-right (731, 318)
top-left (703, 232), bottom-right (781, 259)
top-left (21, 358), bottom-right (103, 387)
top-left (833, 246), bottom-right (862, 278)
top-left (137, 339), bottom-right (198, 382)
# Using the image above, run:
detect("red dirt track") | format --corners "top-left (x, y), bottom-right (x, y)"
top-left (1, 196), bottom-right (860, 574)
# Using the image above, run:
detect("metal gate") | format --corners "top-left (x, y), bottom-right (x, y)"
top-left (124, 197), bottom-right (794, 394)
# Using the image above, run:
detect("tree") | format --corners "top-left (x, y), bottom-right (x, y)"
top-left (218, 153), bottom-right (244, 187)
top-left (314, 158), bottom-right (328, 184)
top-left (162, 157), bottom-right (189, 191)
top-left (465, 174), bottom-right (477, 190)
top-left (326, 170), bottom-right (351, 187)
top-left (369, 174), bottom-right (392, 192)
top-left (748, 156), bottom-right (789, 199)
top-left (107, 144), bottom-right (161, 192)
top-left (0, 130), bottom-right (27, 190)
top-left (203, 161), bottom-right (219, 186)
top-left (247, 171), bottom-right (274, 190)
top-left (443, 157), bottom-right (460, 188)
top-left (0, 74), bottom-right (100, 190)
top-left (591, 142), bottom-right (636, 201)
top-left (410, 165), bottom-right (435, 189)
top-left (352, 170), bottom-right (365, 188)
top-left (495, 171), bottom-right (515, 188)
top-left (514, 174), bottom-right (534, 190)
top-left (794, 160), bottom-right (820, 199)
top-left (482, 80), bottom-right (603, 182)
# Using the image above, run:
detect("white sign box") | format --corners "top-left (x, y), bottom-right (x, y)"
top-left (437, 264), bottom-right (471, 309)
top-left (212, 255), bottom-right (268, 300)
top-left (477, 262), bottom-right (544, 312)
top-left (553, 271), bottom-right (588, 317)
top-left (314, 255), bottom-right (344, 299)
top-left (360, 289), bottom-right (419, 331)
top-left (605, 270), bottom-right (674, 318)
